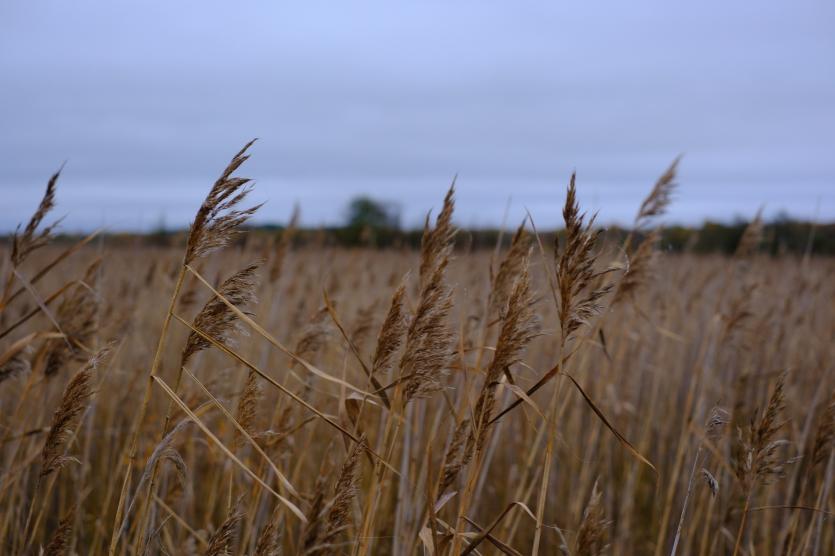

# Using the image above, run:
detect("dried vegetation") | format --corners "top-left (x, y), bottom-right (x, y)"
top-left (1, 145), bottom-right (833, 554)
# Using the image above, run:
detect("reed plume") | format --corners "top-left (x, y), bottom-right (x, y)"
top-left (734, 372), bottom-right (790, 491)
top-left (419, 183), bottom-right (456, 287)
top-left (181, 263), bottom-right (259, 366)
top-left (470, 262), bottom-right (538, 454)
top-left (732, 372), bottom-right (791, 556)
top-left (613, 159), bottom-right (679, 305)
top-left (254, 508), bottom-right (282, 556)
top-left (556, 174), bottom-right (612, 343)
top-left (204, 500), bottom-right (244, 556)
top-left (400, 184), bottom-right (456, 402)
top-left (185, 140), bottom-right (261, 264)
top-left (43, 509), bottom-right (74, 556)
top-left (575, 480), bottom-right (608, 556)
top-left (634, 157), bottom-right (680, 228)
top-left (370, 282), bottom-right (407, 377)
top-left (235, 371), bottom-right (261, 449)
top-left (489, 220), bottom-right (530, 318)
top-left (439, 417), bottom-right (470, 495)
top-left (319, 434), bottom-right (366, 549)
top-left (810, 389), bottom-right (834, 469)
top-left (41, 347), bottom-right (110, 477)
top-left (11, 168), bottom-right (62, 266)
top-left (613, 228), bottom-right (659, 305)
top-left (400, 260), bottom-right (454, 402)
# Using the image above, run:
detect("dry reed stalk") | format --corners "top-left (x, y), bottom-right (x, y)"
top-left (136, 261), bottom-right (259, 552)
top-left (470, 263), bottom-right (538, 453)
top-left (24, 347), bottom-right (111, 551)
top-left (355, 184), bottom-right (456, 556)
top-left (117, 417), bottom-right (192, 539)
top-left (670, 406), bottom-right (729, 555)
top-left (530, 173), bottom-right (616, 555)
top-left (170, 312), bottom-right (388, 468)
top-left (302, 473), bottom-right (329, 554)
top-left (449, 258), bottom-right (540, 540)
top-left (112, 140), bottom-right (260, 556)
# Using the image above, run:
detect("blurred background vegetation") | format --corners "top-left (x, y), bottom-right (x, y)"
top-left (11, 196), bottom-right (834, 256)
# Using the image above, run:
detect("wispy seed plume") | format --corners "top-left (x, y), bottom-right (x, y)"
top-left (185, 140), bottom-right (262, 264)
top-left (181, 263), bottom-right (260, 366)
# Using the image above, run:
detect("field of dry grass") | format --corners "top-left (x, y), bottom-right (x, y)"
top-left (1, 143), bottom-right (833, 555)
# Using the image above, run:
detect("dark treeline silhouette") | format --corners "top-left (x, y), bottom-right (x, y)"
top-left (3, 198), bottom-right (832, 255)
top-left (22, 216), bottom-right (828, 256)
top-left (263, 218), bottom-right (833, 255)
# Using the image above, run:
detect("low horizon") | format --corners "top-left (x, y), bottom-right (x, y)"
top-left (2, 154), bottom-right (830, 235)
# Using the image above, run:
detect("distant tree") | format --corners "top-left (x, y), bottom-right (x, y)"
top-left (345, 197), bottom-right (400, 230)
top-left (148, 214), bottom-right (170, 247)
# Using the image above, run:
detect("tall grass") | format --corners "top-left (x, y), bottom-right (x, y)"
top-left (1, 147), bottom-right (833, 554)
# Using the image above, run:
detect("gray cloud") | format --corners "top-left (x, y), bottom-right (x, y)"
top-left (2, 1), bottom-right (834, 231)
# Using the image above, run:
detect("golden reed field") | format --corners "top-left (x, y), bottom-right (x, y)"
top-left (1, 142), bottom-right (833, 555)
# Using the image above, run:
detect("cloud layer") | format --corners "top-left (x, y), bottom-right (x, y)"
top-left (2, 1), bottom-right (833, 231)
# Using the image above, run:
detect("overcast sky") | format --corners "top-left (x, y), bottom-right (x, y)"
top-left (1, 1), bottom-right (834, 232)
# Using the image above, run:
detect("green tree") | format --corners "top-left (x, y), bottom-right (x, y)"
top-left (345, 197), bottom-right (400, 230)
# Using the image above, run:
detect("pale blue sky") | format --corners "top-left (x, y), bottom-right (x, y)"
top-left (1, 1), bottom-right (834, 231)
